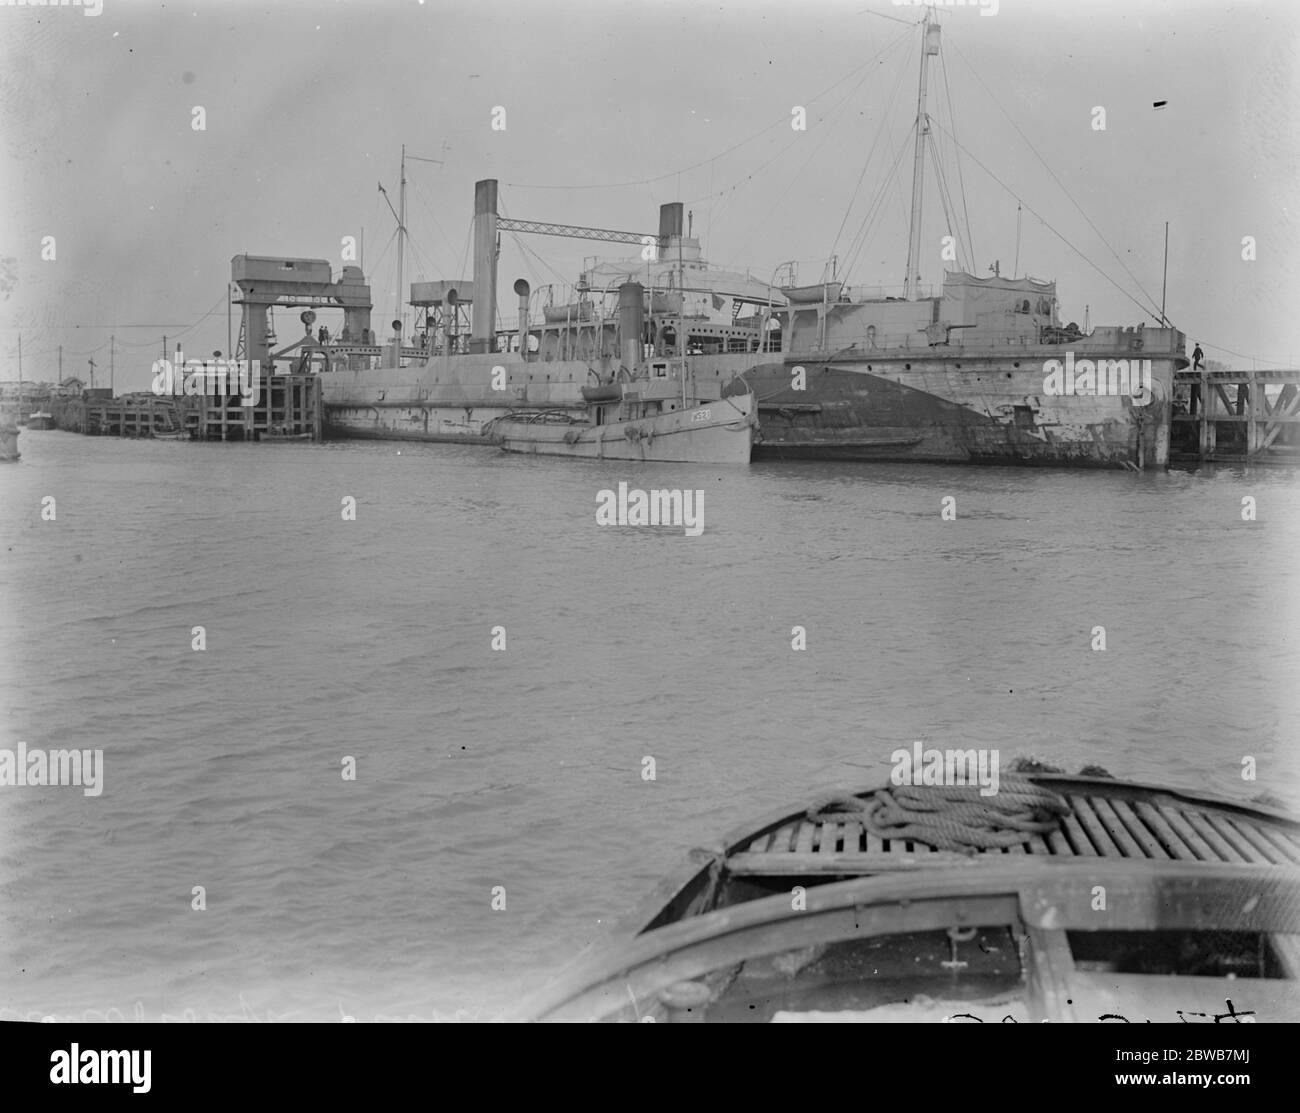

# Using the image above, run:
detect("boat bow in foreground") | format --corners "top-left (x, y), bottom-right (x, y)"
top-left (522, 774), bottom-right (1300, 1022)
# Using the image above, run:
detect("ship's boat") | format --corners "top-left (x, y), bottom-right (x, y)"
top-left (521, 772), bottom-right (1300, 1022)
top-left (781, 281), bottom-right (843, 304)
top-left (580, 383), bottom-right (622, 403)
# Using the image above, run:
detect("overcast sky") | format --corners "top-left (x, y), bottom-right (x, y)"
top-left (2, 0), bottom-right (1297, 392)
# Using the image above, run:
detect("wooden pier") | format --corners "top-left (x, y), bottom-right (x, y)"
top-left (1172, 369), bottom-right (1300, 463)
top-left (70, 373), bottom-right (322, 442)
top-left (194, 372), bottom-right (321, 441)
top-left (85, 394), bottom-right (183, 438)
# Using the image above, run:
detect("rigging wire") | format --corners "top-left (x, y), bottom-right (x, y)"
top-left (505, 25), bottom-right (914, 194)
top-left (839, 135), bottom-right (914, 286)
top-left (825, 25), bottom-right (917, 267)
top-left (938, 47), bottom-right (975, 268)
top-left (928, 116), bottom-right (1163, 323)
top-left (926, 129), bottom-right (970, 274)
top-left (706, 27), bottom-right (914, 275)
top-left (946, 38), bottom-right (1163, 316)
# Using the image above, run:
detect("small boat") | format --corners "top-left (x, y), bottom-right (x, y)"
top-left (152, 429), bottom-right (188, 441)
top-left (522, 771), bottom-right (1300, 1022)
top-left (489, 280), bottom-right (757, 464)
top-left (25, 410), bottom-right (54, 430)
top-left (0, 421), bottom-right (19, 461)
top-left (492, 389), bottom-right (755, 464)
top-left (781, 280), bottom-right (843, 304)
top-left (260, 429), bottom-right (313, 443)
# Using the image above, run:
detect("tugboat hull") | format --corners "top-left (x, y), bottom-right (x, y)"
top-left (495, 395), bottom-right (754, 464)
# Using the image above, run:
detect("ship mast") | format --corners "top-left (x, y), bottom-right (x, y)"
top-left (396, 144), bottom-right (407, 336)
top-left (904, 12), bottom-right (941, 300)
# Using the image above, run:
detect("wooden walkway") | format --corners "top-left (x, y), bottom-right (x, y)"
top-left (1172, 368), bottom-right (1300, 462)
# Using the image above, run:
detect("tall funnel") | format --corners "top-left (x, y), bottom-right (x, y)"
top-left (658, 202), bottom-right (683, 249)
top-left (619, 282), bottom-right (644, 371)
top-left (471, 179), bottom-right (499, 353)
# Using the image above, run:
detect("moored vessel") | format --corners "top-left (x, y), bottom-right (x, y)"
top-left (489, 283), bottom-right (756, 464)
top-left (291, 11), bottom-right (1190, 469)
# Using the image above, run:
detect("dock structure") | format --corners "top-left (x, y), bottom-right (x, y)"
top-left (193, 372), bottom-right (322, 441)
top-left (1172, 369), bottom-right (1300, 463)
top-left (54, 372), bottom-right (321, 442)
top-left (85, 394), bottom-right (183, 438)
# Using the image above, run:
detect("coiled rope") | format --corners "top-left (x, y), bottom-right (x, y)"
top-left (805, 775), bottom-right (1071, 854)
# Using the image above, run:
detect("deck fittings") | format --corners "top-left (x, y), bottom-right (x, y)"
top-left (658, 980), bottom-right (712, 1023)
top-left (942, 925), bottom-right (978, 971)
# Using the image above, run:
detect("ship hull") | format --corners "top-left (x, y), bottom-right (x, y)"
top-left (728, 351), bottom-right (1175, 469)
top-left (318, 352), bottom-right (760, 446)
top-left (494, 396), bottom-right (754, 464)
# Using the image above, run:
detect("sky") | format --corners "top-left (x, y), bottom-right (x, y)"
top-left (2, 0), bottom-right (1298, 393)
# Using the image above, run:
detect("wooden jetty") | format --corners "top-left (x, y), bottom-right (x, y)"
top-left (192, 372), bottom-right (322, 442)
top-left (1172, 368), bottom-right (1300, 463)
top-left (73, 372), bottom-right (321, 442)
top-left (85, 394), bottom-right (183, 438)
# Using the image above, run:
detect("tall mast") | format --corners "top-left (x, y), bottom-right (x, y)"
top-left (904, 12), bottom-right (941, 300)
top-left (396, 145), bottom-right (407, 336)
top-left (1160, 221), bottom-right (1169, 325)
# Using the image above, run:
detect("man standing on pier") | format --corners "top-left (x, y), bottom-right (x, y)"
top-left (1190, 342), bottom-right (1205, 415)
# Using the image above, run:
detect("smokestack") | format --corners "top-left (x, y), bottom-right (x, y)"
top-left (658, 202), bottom-right (683, 250)
top-left (471, 180), bottom-right (498, 354)
top-left (445, 288), bottom-right (460, 353)
top-left (513, 279), bottom-right (531, 359)
top-left (619, 282), bottom-right (644, 371)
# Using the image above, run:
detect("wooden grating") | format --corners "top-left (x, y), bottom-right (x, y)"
top-left (725, 787), bottom-right (1300, 876)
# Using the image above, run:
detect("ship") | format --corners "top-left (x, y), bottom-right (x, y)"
top-left (274, 11), bottom-right (1185, 469)
top-left (488, 283), bottom-right (756, 464)
top-left (309, 182), bottom-right (782, 452)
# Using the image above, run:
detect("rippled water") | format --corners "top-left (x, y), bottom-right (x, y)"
top-left (1, 430), bottom-right (1297, 1021)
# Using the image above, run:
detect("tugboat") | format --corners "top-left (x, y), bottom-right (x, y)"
top-left (489, 283), bottom-right (756, 464)
top-left (522, 769), bottom-right (1300, 1022)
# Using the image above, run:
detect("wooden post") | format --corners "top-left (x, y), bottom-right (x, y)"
top-left (1248, 372), bottom-right (1265, 459)
top-left (1198, 367), bottom-right (1213, 458)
